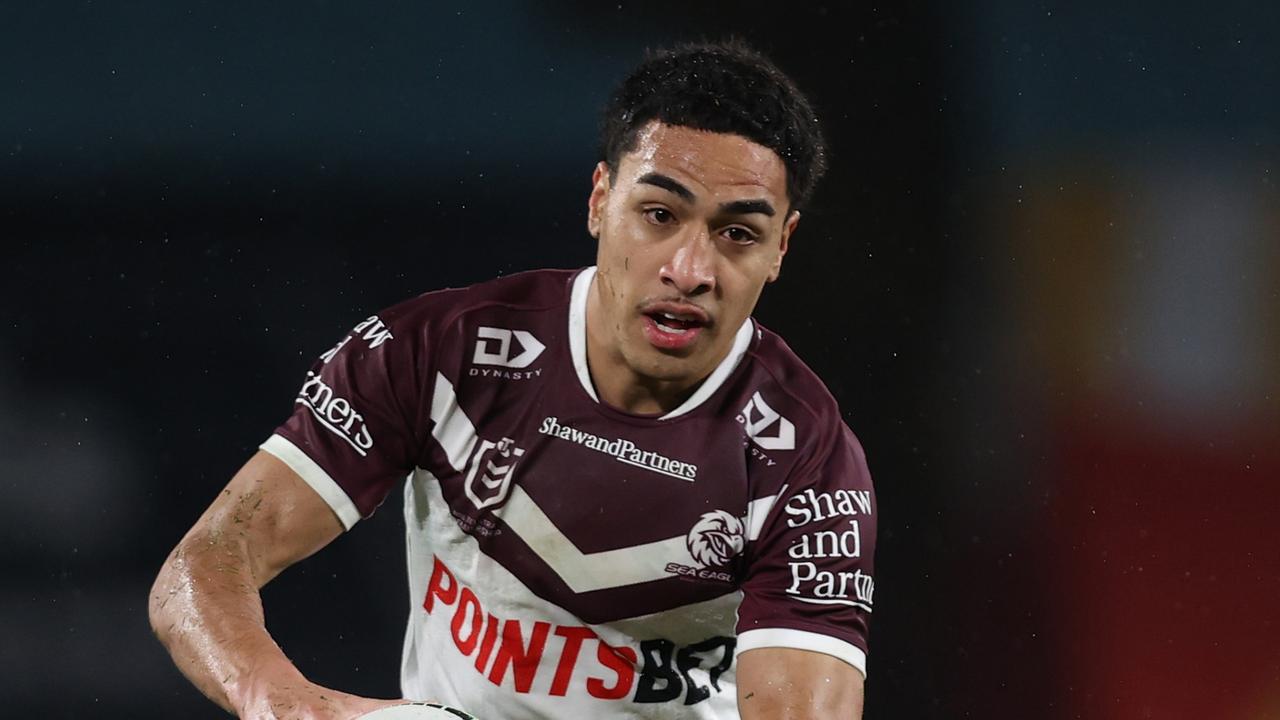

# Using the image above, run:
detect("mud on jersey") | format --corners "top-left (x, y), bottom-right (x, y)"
top-left (262, 267), bottom-right (877, 719)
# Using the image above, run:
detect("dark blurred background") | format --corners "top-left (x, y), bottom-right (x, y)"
top-left (3, 1), bottom-right (1278, 718)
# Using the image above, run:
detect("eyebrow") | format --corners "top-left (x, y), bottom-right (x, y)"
top-left (637, 172), bottom-right (777, 217)
top-left (719, 199), bottom-right (776, 218)
top-left (637, 172), bottom-right (695, 202)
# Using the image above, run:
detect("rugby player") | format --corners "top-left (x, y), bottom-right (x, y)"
top-left (150, 40), bottom-right (878, 719)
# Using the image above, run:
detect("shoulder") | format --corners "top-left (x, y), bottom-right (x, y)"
top-left (374, 267), bottom-right (579, 334)
top-left (739, 321), bottom-right (867, 467)
top-left (318, 267), bottom-right (578, 378)
top-left (743, 322), bottom-right (844, 431)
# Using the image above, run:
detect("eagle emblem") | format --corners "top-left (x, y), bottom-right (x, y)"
top-left (686, 511), bottom-right (746, 568)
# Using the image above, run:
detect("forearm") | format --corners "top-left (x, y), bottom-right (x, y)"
top-left (150, 452), bottom-right (384, 719)
top-left (738, 679), bottom-right (864, 720)
top-left (736, 647), bottom-right (864, 720)
top-left (149, 526), bottom-right (304, 715)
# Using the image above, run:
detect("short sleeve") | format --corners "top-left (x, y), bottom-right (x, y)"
top-left (261, 311), bottom-right (429, 530)
top-left (736, 423), bottom-right (877, 677)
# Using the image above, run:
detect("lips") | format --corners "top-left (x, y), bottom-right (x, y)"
top-left (640, 302), bottom-right (711, 351)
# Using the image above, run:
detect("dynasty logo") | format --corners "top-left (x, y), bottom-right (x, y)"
top-left (738, 392), bottom-right (795, 451)
top-left (473, 326), bottom-right (545, 368)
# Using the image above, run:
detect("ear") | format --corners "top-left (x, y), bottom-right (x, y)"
top-left (587, 161), bottom-right (611, 239)
top-left (767, 210), bottom-right (800, 282)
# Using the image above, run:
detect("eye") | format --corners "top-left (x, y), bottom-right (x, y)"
top-left (722, 226), bottom-right (760, 245)
top-left (643, 207), bottom-right (676, 225)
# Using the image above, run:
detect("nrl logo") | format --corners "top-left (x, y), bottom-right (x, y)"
top-left (463, 437), bottom-right (525, 511)
top-left (686, 511), bottom-right (746, 568)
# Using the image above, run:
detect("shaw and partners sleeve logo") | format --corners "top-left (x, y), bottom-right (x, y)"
top-left (320, 315), bottom-right (395, 364)
top-left (473, 326), bottom-right (545, 368)
top-left (782, 487), bottom-right (875, 612)
top-left (738, 391), bottom-right (795, 451)
top-left (296, 371), bottom-right (374, 456)
top-left (463, 437), bottom-right (525, 511)
top-left (538, 416), bottom-right (697, 482)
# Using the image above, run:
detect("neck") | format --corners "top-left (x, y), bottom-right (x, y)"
top-left (592, 364), bottom-right (698, 416)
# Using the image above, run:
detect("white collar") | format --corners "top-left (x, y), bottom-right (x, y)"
top-left (568, 266), bottom-right (754, 420)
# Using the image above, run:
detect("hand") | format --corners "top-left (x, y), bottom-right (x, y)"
top-left (238, 678), bottom-right (405, 720)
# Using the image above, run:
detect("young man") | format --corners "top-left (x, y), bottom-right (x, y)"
top-left (150, 41), bottom-right (877, 719)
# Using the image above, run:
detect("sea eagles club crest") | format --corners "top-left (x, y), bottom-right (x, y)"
top-left (686, 511), bottom-right (746, 568)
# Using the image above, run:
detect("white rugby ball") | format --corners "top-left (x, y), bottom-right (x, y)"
top-left (357, 702), bottom-right (478, 720)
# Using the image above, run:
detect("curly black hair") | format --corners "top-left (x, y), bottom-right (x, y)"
top-left (600, 39), bottom-right (828, 212)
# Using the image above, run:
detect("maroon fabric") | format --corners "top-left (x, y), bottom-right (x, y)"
top-left (274, 267), bottom-right (877, 657)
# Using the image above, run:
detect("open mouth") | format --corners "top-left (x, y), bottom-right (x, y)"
top-left (647, 310), bottom-right (704, 334)
top-left (640, 304), bottom-right (710, 350)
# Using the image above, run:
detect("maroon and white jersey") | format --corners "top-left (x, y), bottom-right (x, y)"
top-left (261, 267), bottom-right (877, 719)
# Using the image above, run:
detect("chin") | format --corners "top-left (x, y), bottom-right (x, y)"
top-left (633, 347), bottom-right (710, 383)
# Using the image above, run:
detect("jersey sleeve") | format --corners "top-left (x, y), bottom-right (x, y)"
top-left (736, 422), bottom-right (877, 677)
top-left (260, 310), bottom-right (430, 530)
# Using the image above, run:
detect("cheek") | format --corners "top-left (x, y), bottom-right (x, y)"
top-left (720, 263), bottom-right (771, 310)
top-left (600, 219), bottom-right (659, 275)
top-left (596, 234), bottom-right (630, 283)
top-left (745, 246), bottom-right (784, 284)
top-left (593, 251), bottom-right (632, 308)
top-left (598, 212), bottom-right (635, 260)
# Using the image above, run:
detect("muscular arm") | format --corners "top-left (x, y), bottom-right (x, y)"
top-left (148, 451), bottom-right (396, 719)
top-left (736, 647), bottom-right (865, 720)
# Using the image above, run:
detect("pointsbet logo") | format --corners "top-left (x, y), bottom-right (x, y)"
top-left (422, 557), bottom-right (736, 706)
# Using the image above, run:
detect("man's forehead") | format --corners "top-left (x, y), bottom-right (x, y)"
top-left (618, 122), bottom-right (787, 200)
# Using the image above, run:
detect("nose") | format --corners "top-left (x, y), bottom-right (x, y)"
top-left (660, 228), bottom-right (716, 297)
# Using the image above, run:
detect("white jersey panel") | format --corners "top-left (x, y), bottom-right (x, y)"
top-left (400, 468), bottom-right (742, 719)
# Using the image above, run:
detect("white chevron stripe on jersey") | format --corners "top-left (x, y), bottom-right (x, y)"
top-left (400, 466), bottom-right (745, 716)
top-left (744, 486), bottom-right (785, 542)
top-left (498, 483), bottom-right (694, 593)
top-left (429, 370), bottom-right (715, 593)
top-left (430, 372), bottom-right (479, 472)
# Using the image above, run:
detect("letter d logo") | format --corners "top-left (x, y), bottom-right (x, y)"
top-left (473, 326), bottom-right (546, 368)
